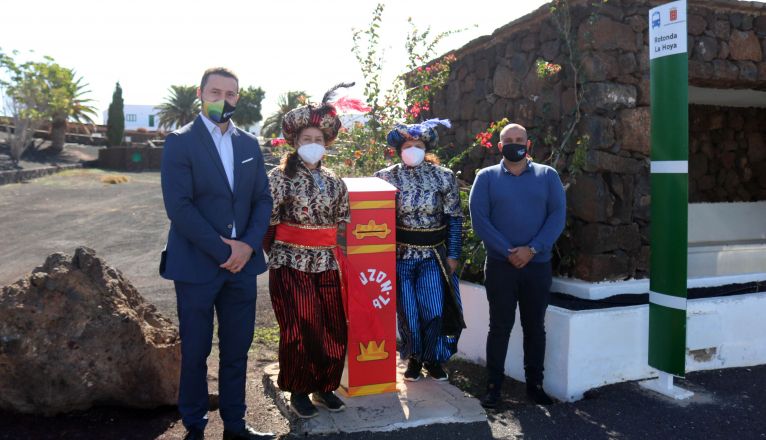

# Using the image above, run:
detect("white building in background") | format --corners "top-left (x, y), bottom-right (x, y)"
top-left (102, 105), bottom-right (162, 131)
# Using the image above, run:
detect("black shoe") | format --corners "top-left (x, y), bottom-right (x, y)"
top-left (480, 383), bottom-right (502, 409)
top-left (424, 362), bottom-right (449, 381)
top-left (526, 383), bottom-right (554, 405)
top-left (183, 428), bottom-right (205, 440)
top-left (290, 392), bottom-right (319, 419)
top-left (404, 358), bottom-right (422, 381)
top-left (312, 391), bottom-right (346, 412)
top-left (222, 425), bottom-right (275, 440)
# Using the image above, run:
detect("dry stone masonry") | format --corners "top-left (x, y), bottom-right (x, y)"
top-left (430, 0), bottom-right (765, 281)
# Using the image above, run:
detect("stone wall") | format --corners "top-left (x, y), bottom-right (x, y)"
top-left (0, 164), bottom-right (82, 186)
top-left (690, 105), bottom-right (766, 202)
top-left (98, 147), bottom-right (163, 171)
top-left (430, 0), bottom-right (766, 281)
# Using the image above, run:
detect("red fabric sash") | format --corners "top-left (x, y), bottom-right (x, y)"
top-left (273, 223), bottom-right (383, 342)
top-left (274, 223), bottom-right (338, 247)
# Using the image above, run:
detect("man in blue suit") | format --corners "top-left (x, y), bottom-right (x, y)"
top-left (161, 67), bottom-right (274, 440)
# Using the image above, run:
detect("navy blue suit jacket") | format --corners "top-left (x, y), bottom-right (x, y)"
top-left (160, 116), bottom-right (272, 284)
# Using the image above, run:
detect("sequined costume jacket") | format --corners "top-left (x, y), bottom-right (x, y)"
top-left (267, 162), bottom-right (350, 272)
top-left (374, 162), bottom-right (462, 260)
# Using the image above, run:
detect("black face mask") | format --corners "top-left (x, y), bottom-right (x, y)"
top-left (501, 143), bottom-right (527, 162)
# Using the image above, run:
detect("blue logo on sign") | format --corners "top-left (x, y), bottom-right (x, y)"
top-left (651, 11), bottom-right (661, 29)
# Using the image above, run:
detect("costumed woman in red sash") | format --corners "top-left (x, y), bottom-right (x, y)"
top-left (263, 84), bottom-right (355, 419)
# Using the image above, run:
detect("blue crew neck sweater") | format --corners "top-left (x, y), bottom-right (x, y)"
top-left (468, 159), bottom-right (566, 263)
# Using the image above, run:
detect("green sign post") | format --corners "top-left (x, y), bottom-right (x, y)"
top-left (643, 0), bottom-right (693, 399)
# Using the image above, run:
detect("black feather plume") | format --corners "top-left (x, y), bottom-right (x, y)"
top-left (322, 82), bottom-right (355, 104)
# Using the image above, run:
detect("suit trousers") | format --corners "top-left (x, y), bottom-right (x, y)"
top-left (484, 258), bottom-right (552, 387)
top-left (174, 269), bottom-right (257, 432)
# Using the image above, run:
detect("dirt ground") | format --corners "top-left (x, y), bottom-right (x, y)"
top-left (2, 170), bottom-right (766, 439)
top-left (0, 169), bottom-right (289, 439)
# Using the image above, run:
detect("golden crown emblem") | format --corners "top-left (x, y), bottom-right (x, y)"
top-left (356, 340), bottom-right (389, 362)
top-left (352, 220), bottom-right (391, 240)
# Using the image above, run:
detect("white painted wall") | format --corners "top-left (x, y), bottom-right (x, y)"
top-left (551, 202), bottom-right (766, 299)
top-left (102, 104), bottom-right (162, 131)
top-left (552, 272), bottom-right (766, 301)
top-left (687, 202), bottom-right (766, 276)
top-left (688, 201), bottom-right (766, 243)
top-left (456, 281), bottom-right (766, 402)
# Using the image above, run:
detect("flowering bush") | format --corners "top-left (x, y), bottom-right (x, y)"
top-left (535, 58), bottom-right (562, 80)
top-left (472, 118), bottom-right (510, 149)
top-left (267, 137), bottom-right (292, 159)
top-left (325, 3), bottom-right (458, 177)
top-left (405, 53), bottom-right (456, 122)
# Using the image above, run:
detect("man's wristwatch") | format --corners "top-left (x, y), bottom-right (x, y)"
top-left (528, 246), bottom-right (538, 255)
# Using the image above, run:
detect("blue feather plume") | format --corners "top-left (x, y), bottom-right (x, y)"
top-left (420, 118), bottom-right (452, 129)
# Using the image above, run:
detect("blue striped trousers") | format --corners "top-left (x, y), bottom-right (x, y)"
top-left (396, 257), bottom-right (461, 363)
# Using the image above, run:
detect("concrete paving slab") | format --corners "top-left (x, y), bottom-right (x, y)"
top-left (263, 358), bottom-right (491, 438)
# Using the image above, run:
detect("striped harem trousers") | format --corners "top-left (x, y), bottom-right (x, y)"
top-left (397, 257), bottom-right (461, 364)
top-left (269, 266), bottom-right (347, 393)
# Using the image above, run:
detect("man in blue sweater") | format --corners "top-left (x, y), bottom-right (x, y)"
top-left (468, 122), bottom-right (566, 407)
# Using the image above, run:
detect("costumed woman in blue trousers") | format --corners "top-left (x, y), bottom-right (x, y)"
top-left (374, 119), bottom-right (465, 381)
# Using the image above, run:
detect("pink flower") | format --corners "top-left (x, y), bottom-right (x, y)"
top-left (409, 101), bottom-right (423, 118)
top-left (475, 131), bottom-right (494, 149)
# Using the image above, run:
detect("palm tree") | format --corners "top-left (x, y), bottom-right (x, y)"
top-left (1, 55), bottom-right (96, 156)
top-left (260, 90), bottom-right (309, 139)
top-left (157, 85), bottom-right (200, 130)
top-left (231, 86), bottom-right (265, 130)
top-left (48, 69), bottom-right (97, 154)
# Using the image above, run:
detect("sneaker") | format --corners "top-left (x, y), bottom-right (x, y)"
top-left (222, 424), bottom-right (275, 439)
top-left (480, 383), bottom-right (502, 409)
top-left (403, 358), bottom-right (422, 381)
top-left (290, 392), bottom-right (319, 418)
top-left (526, 383), bottom-right (554, 405)
top-left (424, 362), bottom-right (449, 381)
top-left (312, 391), bottom-right (345, 412)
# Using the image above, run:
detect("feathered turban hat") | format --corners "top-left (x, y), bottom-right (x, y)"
top-left (281, 82), bottom-right (369, 147)
top-left (385, 118), bottom-right (452, 151)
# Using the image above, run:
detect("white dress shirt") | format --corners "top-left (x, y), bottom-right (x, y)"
top-left (200, 113), bottom-right (237, 238)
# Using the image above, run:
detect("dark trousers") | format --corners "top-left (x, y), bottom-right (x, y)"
top-left (484, 258), bottom-right (552, 386)
top-left (175, 269), bottom-right (257, 432)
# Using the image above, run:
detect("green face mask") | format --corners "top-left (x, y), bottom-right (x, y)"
top-left (202, 99), bottom-right (236, 123)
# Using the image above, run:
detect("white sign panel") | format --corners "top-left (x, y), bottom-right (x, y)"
top-left (649, 0), bottom-right (688, 60)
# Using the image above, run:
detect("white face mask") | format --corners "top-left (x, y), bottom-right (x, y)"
top-left (297, 143), bottom-right (326, 165)
top-left (401, 147), bottom-right (425, 167)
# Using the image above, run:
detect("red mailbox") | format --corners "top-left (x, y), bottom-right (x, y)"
top-left (339, 177), bottom-right (398, 396)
